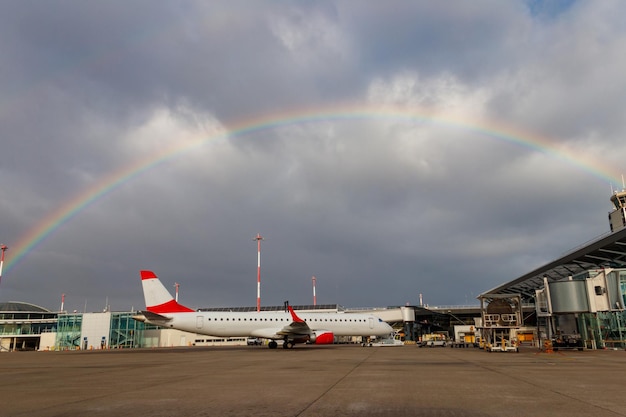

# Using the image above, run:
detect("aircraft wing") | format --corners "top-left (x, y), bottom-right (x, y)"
top-left (276, 320), bottom-right (311, 338)
top-left (250, 307), bottom-right (313, 340)
top-left (276, 306), bottom-right (312, 338)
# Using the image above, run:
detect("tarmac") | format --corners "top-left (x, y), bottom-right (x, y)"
top-left (1, 344), bottom-right (625, 417)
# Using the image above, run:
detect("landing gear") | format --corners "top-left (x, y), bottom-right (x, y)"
top-left (268, 339), bottom-right (295, 349)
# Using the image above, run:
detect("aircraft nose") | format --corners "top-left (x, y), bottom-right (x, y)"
top-left (379, 319), bottom-right (392, 332)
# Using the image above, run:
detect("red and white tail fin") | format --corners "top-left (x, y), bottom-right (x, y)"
top-left (140, 270), bottom-right (194, 313)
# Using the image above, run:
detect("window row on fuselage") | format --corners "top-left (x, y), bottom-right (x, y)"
top-left (205, 316), bottom-right (369, 323)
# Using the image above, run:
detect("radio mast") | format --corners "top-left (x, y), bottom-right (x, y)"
top-left (253, 234), bottom-right (264, 312)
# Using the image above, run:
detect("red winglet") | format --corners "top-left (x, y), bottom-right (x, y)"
top-left (288, 306), bottom-right (305, 323)
top-left (140, 270), bottom-right (158, 280)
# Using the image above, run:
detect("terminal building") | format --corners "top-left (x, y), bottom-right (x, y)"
top-left (2, 190), bottom-right (626, 351)
top-left (479, 189), bottom-right (626, 350)
top-left (0, 302), bottom-right (57, 351)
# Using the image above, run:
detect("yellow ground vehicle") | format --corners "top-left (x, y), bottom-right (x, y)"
top-left (418, 333), bottom-right (448, 347)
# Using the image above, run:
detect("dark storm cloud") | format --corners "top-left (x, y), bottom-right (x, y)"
top-left (0, 1), bottom-right (625, 312)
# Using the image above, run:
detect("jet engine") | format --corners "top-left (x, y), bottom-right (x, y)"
top-left (309, 331), bottom-right (334, 344)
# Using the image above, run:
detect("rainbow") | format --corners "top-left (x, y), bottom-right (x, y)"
top-left (4, 103), bottom-right (622, 274)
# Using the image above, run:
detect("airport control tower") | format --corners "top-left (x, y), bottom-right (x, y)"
top-left (609, 190), bottom-right (626, 232)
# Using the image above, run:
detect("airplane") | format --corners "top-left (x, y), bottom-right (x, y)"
top-left (133, 270), bottom-right (393, 349)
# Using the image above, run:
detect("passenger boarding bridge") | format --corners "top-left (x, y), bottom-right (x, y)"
top-left (481, 190), bottom-right (626, 349)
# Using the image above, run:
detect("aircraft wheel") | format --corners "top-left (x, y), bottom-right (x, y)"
top-left (268, 341), bottom-right (278, 349)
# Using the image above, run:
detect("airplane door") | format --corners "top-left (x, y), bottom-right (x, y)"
top-left (369, 317), bottom-right (374, 329)
top-left (196, 316), bottom-right (203, 330)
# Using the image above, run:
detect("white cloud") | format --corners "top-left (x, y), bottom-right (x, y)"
top-left (366, 72), bottom-right (489, 115)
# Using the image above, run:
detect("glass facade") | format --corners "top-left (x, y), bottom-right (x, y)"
top-left (55, 312), bottom-right (146, 350)
top-left (110, 312), bottom-right (145, 348)
top-left (0, 312), bottom-right (57, 336)
top-left (621, 271), bottom-right (626, 308)
top-left (578, 311), bottom-right (626, 349)
top-left (56, 314), bottom-right (83, 350)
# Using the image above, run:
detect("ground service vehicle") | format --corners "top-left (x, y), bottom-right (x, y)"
top-left (419, 333), bottom-right (448, 347)
top-left (552, 334), bottom-right (584, 351)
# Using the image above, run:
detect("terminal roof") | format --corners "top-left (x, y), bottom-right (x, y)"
top-left (482, 227), bottom-right (626, 302)
top-left (0, 301), bottom-right (51, 313)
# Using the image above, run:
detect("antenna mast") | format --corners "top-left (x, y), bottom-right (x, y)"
top-left (253, 233), bottom-right (264, 312)
top-left (0, 245), bottom-right (7, 284)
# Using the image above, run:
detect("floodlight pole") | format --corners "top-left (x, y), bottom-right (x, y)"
top-left (253, 233), bottom-right (264, 312)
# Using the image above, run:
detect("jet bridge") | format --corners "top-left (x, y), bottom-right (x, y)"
top-left (481, 191), bottom-right (626, 349)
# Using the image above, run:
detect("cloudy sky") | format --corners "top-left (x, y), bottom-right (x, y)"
top-left (1, 0), bottom-right (625, 312)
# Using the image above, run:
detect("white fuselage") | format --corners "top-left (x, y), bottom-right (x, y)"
top-left (149, 310), bottom-right (392, 340)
